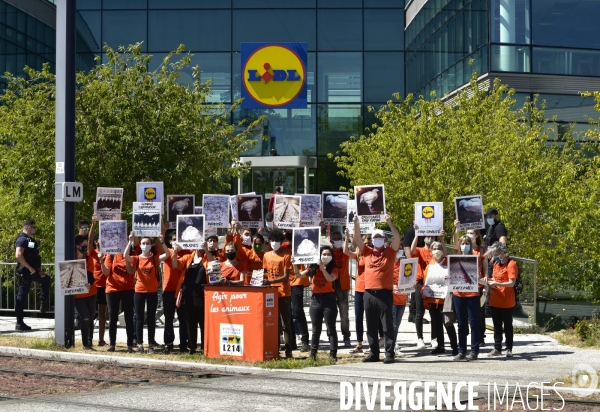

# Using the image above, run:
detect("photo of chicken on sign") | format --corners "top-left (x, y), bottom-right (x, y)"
top-left (236, 194), bottom-right (263, 229)
top-left (354, 185), bottom-right (386, 223)
top-left (322, 191), bottom-right (348, 226)
top-left (454, 195), bottom-right (485, 230)
top-left (292, 227), bottom-right (321, 264)
top-left (167, 195), bottom-right (195, 229)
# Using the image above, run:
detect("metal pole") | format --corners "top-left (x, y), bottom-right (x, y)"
top-left (55, 0), bottom-right (77, 347)
top-left (533, 260), bottom-right (537, 326)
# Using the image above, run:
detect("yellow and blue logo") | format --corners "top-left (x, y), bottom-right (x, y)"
top-left (241, 42), bottom-right (307, 109)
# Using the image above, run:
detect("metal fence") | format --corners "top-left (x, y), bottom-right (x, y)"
top-left (0, 263), bottom-right (56, 315)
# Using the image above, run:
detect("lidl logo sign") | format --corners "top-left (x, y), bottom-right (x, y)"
top-left (241, 42), bottom-right (307, 109)
top-left (421, 206), bottom-right (435, 219)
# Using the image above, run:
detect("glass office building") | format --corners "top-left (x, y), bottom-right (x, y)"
top-left (405, 0), bottom-right (600, 138)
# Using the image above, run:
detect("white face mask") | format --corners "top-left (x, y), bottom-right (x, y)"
top-left (266, 222), bottom-right (273, 229)
top-left (141, 244), bottom-right (152, 253)
top-left (270, 241), bottom-right (281, 251)
top-left (373, 238), bottom-right (385, 248)
top-left (332, 240), bottom-right (343, 249)
top-left (321, 255), bottom-right (332, 264)
top-left (432, 250), bottom-right (443, 261)
top-left (242, 235), bottom-right (252, 246)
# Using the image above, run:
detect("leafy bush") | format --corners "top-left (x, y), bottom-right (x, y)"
top-left (574, 316), bottom-right (600, 346)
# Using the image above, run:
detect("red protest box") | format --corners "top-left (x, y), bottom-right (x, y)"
top-left (204, 285), bottom-right (279, 362)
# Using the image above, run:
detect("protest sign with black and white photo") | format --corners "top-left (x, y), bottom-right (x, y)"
top-left (95, 187), bottom-right (123, 221)
top-left (347, 199), bottom-right (375, 235)
top-left (136, 181), bottom-right (164, 214)
top-left (322, 191), bottom-right (348, 226)
top-left (235, 194), bottom-right (263, 228)
top-left (166, 195), bottom-right (195, 229)
top-left (56, 260), bottom-right (89, 296)
top-left (422, 259), bottom-right (448, 299)
top-left (414, 202), bottom-right (444, 236)
top-left (454, 195), bottom-right (485, 230)
top-left (397, 258), bottom-right (418, 294)
top-left (274, 195), bottom-right (301, 229)
top-left (230, 192), bottom-right (255, 220)
top-left (176, 215), bottom-right (205, 250)
top-left (203, 194), bottom-right (230, 229)
top-left (448, 255), bottom-right (479, 293)
top-left (132, 202), bottom-right (161, 237)
top-left (295, 194), bottom-right (321, 227)
top-left (355, 184), bottom-right (386, 223)
top-left (99, 220), bottom-right (128, 254)
top-left (292, 227), bottom-right (320, 264)
top-left (194, 206), bottom-right (203, 215)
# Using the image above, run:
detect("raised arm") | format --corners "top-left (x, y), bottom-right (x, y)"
top-left (156, 233), bottom-right (170, 262)
top-left (352, 215), bottom-right (364, 252)
top-left (453, 220), bottom-right (460, 251)
top-left (124, 232), bottom-right (135, 264)
top-left (88, 215), bottom-right (97, 249)
top-left (410, 224), bottom-right (419, 256)
top-left (386, 214), bottom-right (401, 252)
top-left (343, 228), bottom-right (358, 259)
top-left (440, 230), bottom-right (447, 256)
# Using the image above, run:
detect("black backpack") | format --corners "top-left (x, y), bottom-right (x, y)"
top-left (513, 261), bottom-right (523, 296)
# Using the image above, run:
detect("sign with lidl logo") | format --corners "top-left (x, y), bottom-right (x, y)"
top-left (241, 42), bottom-right (307, 109)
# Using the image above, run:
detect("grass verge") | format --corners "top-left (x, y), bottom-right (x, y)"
top-left (550, 329), bottom-right (600, 350)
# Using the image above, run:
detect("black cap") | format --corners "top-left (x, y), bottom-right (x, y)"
top-left (486, 208), bottom-right (499, 216)
top-left (206, 234), bottom-right (218, 241)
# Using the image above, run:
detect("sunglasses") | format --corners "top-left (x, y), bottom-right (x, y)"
top-left (81, 227), bottom-right (90, 231)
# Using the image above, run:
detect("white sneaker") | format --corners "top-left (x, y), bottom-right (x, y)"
top-left (416, 339), bottom-right (426, 350)
top-left (395, 345), bottom-right (406, 357)
top-left (430, 339), bottom-right (438, 349)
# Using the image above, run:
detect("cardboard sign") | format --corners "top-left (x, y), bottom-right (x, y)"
top-left (295, 194), bottom-right (321, 227)
top-left (176, 214), bottom-right (205, 250)
top-left (236, 194), bottom-right (263, 229)
top-left (203, 194), bottom-right (230, 229)
top-left (355, 184), bottom-right (386, 224)
top-left (99, 220), bottom-right (128, 254)
top-left (448, 255), bottom-right (479, 292)
top-left (415, 202), bottom-right (444, 236)
top-left (322, 191), bottom-right (348, 226)
top-left (95, 187), bottom-right (123, 221)
top-left (56, 260), bottom-right (89, 296)
top-left (136, 181), bottom-right (164, 214)
top-left (167, 195), bottom-right (195, 229)
top-left (273, 195), bottom-right (301, 229)
top-left (292, 227), bottom-right (321, 264)
top-left (397, 258), bottom-right (418, 294)
top-left (454, 195), bottom-right (485, 230)
top-left (132, 202), bottom-right (161, 237)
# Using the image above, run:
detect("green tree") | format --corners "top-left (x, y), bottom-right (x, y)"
top-left (334, 77), bottom-right (600, 300)
top-left (0, 43), bottom-right (261, 262)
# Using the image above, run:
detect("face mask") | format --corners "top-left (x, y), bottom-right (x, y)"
top-left (432, 250), bottom-right (443, 261)
top-left (225, 251), bottom-right (237, 260)
top-left (424, 237), bottom-right (433, 245)
top-left (270, 241), bottom-right (281, 251)
top-left (79, 245), bottom-right (88, 254)
top-left (141, 245), bottom-right (152, 253)
top-left (171, 240), bottom-right (177, 247)
top-left (321, 255), bottom-right (332, 264)
top-left (253, 244), bottom-right (263, 253)
top-left (242, 235), bottom-right (252, 246)
top-left (266, 222), bottom-right (273, 229)
top-left (493, 256), bottom-right (502, 264)
top-left (487, 218), bottom-right (495, 225)
top-left (373, 238), bottom-right (385, 248)
top-left (332, 240), bottom-right (343, 249)
top-left (208, 241), bottom-right (216, 249)
top-left (460, 244), bottom-right (471, 253)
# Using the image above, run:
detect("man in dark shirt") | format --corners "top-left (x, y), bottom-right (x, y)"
top-left (484, 208), bottom-right (508, 246)
top-left (14, 220), bottom-right (50, 330)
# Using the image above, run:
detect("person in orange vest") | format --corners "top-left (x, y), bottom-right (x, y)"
top-left (329, 229), bottom-right (356, 347)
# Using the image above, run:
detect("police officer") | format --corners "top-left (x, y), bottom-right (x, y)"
top-left (14, 219), bottom-right (50, 330)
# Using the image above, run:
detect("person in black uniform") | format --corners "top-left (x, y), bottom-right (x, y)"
top-left (14, 220), bottom-right (50, 330)
top-left (483, 208), bottom-right (508, 319)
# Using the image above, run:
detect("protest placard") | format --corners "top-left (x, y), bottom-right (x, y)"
top-left (136, 182), bottom-right (164, 214)
top-left (397, 258), bottom-right (418, 294)
top-left (166, 195), bottom-right (195, 229)
top-left (95, 187), bottom-right (123, 221)
top-left (132, 202), bottom-right (161, 237)
top-left (414, 202), bottom-right (444, 236)
top-left (203, 195), bottom-right (230, 229)
top-left (355, 184), bottom-right (386, 224)
top-left (230, 192), bottom-right (255, 220)
top-left (176, 215), bottom-right (205, 250)
top-left (274, 195), bottom-right (301, 229)
top-left (347, 199), bottom-right (375, 235)
top-left (250, 269), bottom-right (264, 286)
top-left (292, 227), bottom-right (320, 264)
top-left (99, 220), bottom-right (127, 254)
top-left (235, 194), bottom-right (263, 229)
top-left (56, 260), bottom-right (89, 296)
top-left (448, 255), bottom-right (479, 293)
top-left (322, 191), bottom-right (348, 226)
top-left (422, 260), bottom-right (448, 299)
top-left (454, 195), bottom-right (485, 230)
top-left (295, 194), bottom-right (321, 227)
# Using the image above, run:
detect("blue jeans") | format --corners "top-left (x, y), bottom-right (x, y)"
top-left (392, 304), bottom-right (406, 346)
top-left (354, 291), bottom-right (365, 342)
top-left (15, 271), bottom-right (50, 319)
top-left (453, 295), bottom-right (480, 354)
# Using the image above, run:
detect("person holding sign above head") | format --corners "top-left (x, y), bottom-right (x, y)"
top-left (74, 234), bottom-right (97, 350)
top-left (124, 232), bottom-right (170, 354)
top-left (205, 234), bottom-right (226, 263)
top-left (219, 242), bottom-right (246, 285)
top-left (391, 250), bottom-right (408, 357)
top-left (171, 241), bottom-right (208, 355)
top-left (451, 231), bottom-right (486, 361)
top-left (329, 230), bottom-right (354, 348)
top-left (484, 242), bottom-right (517, 358)
top-left (348, 233), bottom-right (374, 354)
top-left (88, 216), bottom-right (108, 347)
top-left (263, 229), bottom-right (294, 358)
top-left (292, 246), bottom-right (339, 362)
top-left (421, 241), bottom-right (458, 356)
top-left (352, 214), bottom-right (402, 364)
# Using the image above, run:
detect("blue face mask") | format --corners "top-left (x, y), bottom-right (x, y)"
top-left (487, 218), bottom-right (495, 225)
top-left (493, 256), bottom-right (502, 264)
top-left (460, 244), bottom-right (471, 253)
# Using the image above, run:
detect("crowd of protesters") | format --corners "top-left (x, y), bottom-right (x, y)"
top-left (14, 200), bottom-right (516, 362)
